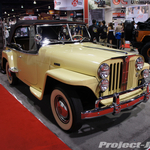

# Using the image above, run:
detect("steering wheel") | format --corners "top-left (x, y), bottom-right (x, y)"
top-left (68, 35), bottom-right (83, 41)
top-left (72, 35), bottom-right (83, 40)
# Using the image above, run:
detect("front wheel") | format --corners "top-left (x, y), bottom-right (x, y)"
top-left (141, 43), bottom-right (150, 64)
top-left (50, 86), bottom-right (83, 132)
top-left (6, 62), bottom-right (18, 85)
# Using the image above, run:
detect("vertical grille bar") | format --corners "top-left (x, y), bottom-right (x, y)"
top-left (109, 64), bottom-right (112, 92)
top-left (116, 63), bottom-right (120, 93)
top-left (113, 63), bottom-right (117, 93)
top-left (110, 64), bottom-right (114, 94)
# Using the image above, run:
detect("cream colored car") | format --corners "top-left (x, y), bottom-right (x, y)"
top-left (1, 20), bottom-right (150, 132)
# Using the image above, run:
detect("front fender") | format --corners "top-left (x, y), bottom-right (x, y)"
top-left (30, 68), bottom-right (99, 100)
top-left (2, 49), bottom-right (18, 70)
top-left (45, 68), bottom-right (99, 95)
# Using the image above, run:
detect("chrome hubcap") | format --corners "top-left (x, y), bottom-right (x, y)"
top-left (55, 95), bottom-right (69, 124)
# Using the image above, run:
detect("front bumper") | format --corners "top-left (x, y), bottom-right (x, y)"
top-left (81, 82), bottom-right (150, 119)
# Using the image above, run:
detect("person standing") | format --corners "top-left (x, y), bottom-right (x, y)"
top-left (107, 22), bottom-right (115, 48)
top-left (99, 20), bottom-right (107, 46)
top-left (120, 23), bottom-right (125, 50)
top-left (88, 19), bottom-right (99, 42)
top-left (115, 23), bottom-right (122, 49)
top-left (98, 21), bottom-right (102, 41)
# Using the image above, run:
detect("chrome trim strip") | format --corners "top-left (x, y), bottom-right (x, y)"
top-left (81, 82), bottom-right (150, 119)
top-left (83, 46), bottom-right (128, 54)
top-left (99, 83), bottom-right (147, 101)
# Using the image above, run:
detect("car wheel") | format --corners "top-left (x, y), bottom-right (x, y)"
top-left (6, 62), bottom-right (18, 85)
top-left (50, 86), bottom-right (83, 132)
top-left (141, 42), bottom-right (150, 64)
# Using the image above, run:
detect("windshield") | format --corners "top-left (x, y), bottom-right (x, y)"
top-left (69, 24), bottom-right (90, 42)
top-left (36, 24), bottom-right (90, 46)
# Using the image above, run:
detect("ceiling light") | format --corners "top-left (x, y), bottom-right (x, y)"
top-left (12, 9), bottom-right (14, 11)
top-left (8, 14), bottom-right (10, 16)
top-left (48, 6), bottom-right (50, 9)
top-left (33, 1), bottom-right (36, 4)
top-left (21, 5), bottom-right (23, 8)
top-left (4, 12), bottom-right (7, 14)
top-left (13, 15), bottom-right (15, 17)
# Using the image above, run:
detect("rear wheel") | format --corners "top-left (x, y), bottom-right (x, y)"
top-left (50, 85), bottom-right (83, 132)
top-left (6, 62), bottom-right (18, 85)
top-left (141, 42), bottom-right (150, 64)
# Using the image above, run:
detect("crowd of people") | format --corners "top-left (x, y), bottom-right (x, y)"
top-left (88, 19), bottom-right (125, 50)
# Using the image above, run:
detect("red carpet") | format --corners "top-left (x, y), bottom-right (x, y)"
top-left (0, 84), bottom-right (71, 150)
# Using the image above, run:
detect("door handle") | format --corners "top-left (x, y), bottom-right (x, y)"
top-left (18, 56), bottom-right (22, 58)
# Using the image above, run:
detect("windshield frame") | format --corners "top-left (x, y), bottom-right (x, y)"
top-left (36, 23), bottom-right (90, 45)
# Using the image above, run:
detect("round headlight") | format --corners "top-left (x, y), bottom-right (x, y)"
top-left (142, 69), bottom-right (149, 78)
top-left (135, 57), bottom-right (144, 71)
top-left (99, 79), bottom-right (109, 92)
top-left (98, 63), bottom-right (110, 79)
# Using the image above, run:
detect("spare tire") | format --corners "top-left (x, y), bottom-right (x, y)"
top-left (124, 20), bottom-right (134, 41)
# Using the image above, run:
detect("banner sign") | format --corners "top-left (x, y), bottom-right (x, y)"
top-left (111, 0), bottom-right (150, 8)
top-left (54, 0), bottom-right (83, 10)
top-left (126, 5), bottom-right (149, 23)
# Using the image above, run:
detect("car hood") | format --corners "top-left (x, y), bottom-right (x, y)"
top-left (41, 42), bottom-right (134, 77)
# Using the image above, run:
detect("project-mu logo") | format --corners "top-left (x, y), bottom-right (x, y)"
top-left (98, 141), bottom-right (150, 149)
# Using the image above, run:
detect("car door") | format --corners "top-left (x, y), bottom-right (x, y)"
top-left (15, 26), bottom-right (38, 85)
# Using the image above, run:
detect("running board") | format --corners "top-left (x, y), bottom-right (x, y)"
top-left (30, 87), bottom-right (43, 100)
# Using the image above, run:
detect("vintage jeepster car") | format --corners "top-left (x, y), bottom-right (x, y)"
top-left (1, 20), bottom-right (150, 132)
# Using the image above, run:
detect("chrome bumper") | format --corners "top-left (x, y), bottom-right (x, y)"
top-left (81, 82), bottom-right (150, 119)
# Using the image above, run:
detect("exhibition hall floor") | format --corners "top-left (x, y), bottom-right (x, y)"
top-left (0, 49), bottom-right (150, 150)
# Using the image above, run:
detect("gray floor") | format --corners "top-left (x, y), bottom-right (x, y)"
top-left (0, 49), bottom-right (150, 150)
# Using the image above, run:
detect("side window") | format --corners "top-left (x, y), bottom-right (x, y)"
top-left (11, 26), bottom-right (37, 52)
top-left (29, 26), bottom-right (37, 51)
top-left (12, 27), bottom-right (29, 50)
